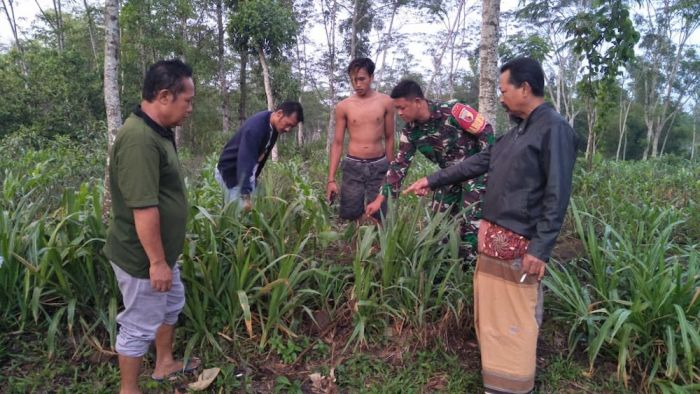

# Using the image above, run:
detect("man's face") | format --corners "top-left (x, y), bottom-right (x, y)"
top-left (393, 97), bottom-right (420, 123)
top-left (498, 70), bottom-right (524, 117)
top-left (273, 112), bottom-right (299, 133)
top-left (163, 77), bottom-right (195, 127)
top-left (349, 68), bottom-right (373, 97)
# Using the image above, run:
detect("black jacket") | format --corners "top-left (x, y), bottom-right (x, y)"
top-left (427, 103), bottom-right (577, 261)
top-left (217, 111), bottom-right (278, 194)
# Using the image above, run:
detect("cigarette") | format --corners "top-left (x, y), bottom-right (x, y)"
top-left (519, 273), bottom-right (527, 283)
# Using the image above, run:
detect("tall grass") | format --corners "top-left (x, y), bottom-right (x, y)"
top-left (0, 167), bottom-right (117, 357)
top-left (546, 158), bottom-right (700, 390)
top-left (2, 137), bottom-right (698, 391)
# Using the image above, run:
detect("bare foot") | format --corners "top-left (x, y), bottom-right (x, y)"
top-left (152, 357), bottom-right (201, 380)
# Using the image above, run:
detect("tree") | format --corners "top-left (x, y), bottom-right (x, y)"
top-left (373, 0), bottom-right (410, 88)
top-left (104, 0), bottom-right (121, 216)
top-left (229, 0), bottom-right (298, 160)
top-left (1, 0), bottom-right (28, 78)
top-left (321, 0), bottom-right (339, 153)
top-left (513, 0), bottom-right (585, 128)
top-left (425, 0), bottom-right (466, 96)
top-left (635, 0), bottom-right (700, 159)
top-left (217, 0), bottom-right (231, 134)
top-left (564, 0), bottom-right (639, 162)
top-left (339, 0), bottom-right (373, 59)
top-left (479, 0), bottom-right (500, 126)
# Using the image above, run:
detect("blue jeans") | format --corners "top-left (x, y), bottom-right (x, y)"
top-left (215, 168), bottom-right (255, 206)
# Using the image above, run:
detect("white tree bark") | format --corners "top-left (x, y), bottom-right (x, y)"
top-left (103, 0), bottom-right (122, 218)
top-left (478, 0), bottom-right (500, 127)
top-left (104, 0), bottom-right (122, 149)
top-left (258, 48), bottom-right (277, 161)
top-left (82, 0), bottom-right (98, 63)
top-left (322, 0), bottom-right (338, 154)
top-left (374, 0), bottom-right (398, 89)
top-left (691, 120), bottom-right (696, 161)
top-left (616, 98), bottom-right (632, 161)
top-left (217, 0), bottom-right (230, 135)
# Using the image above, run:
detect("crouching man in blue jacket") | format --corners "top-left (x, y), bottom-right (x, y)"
top-left (216, 102), bottom-right (304, 210)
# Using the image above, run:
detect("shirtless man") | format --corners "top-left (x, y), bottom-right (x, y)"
top-left (326, 58), bottom-right (395, 221)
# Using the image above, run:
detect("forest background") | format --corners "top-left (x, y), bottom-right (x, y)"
top-left (0, 0), bottom-right (699, 392)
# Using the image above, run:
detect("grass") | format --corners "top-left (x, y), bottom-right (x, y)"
top-left (0, 136), bottom-right (698, 391)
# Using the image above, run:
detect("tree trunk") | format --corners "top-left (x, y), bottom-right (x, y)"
top-left (258, 47), bottom-right (277, 161)
top-left (103, 0), bottom-right (122, 220)
top-left (691, 120), bottom-right (696, 161)
top-left (217, 0), bottom-right (230, 135)
top-left (238, 50), bottom-right (248, 125)
top-left (616, 99), bottom-right (631, 161)
top-left (659, 111), bottom-right (678, 157)
top-left (322, 0), bottom-right (338, 154)
top-left (52, 0), bottom-right (65, 51)
top-left (426, 0), bottom-right (465, 96)
top-left (350, 0), bottom-right (359, 58)
top-left (82, 0), bottom-right (98, 64)
top-left (478, 0), bottom-right (500, 128)
top-left (374, 1), bottom-right (398, 89)
top-left (1, 0), bottom-right (28, 80)
top-left (584, 98), bottom-right (596, 165)
top-left (295, 38), bottom-right (306, 146)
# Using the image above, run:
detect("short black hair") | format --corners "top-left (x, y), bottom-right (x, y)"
top-left (276, 101), bottom-right (304, 123)
top-left (347, 58), bottom-right (375, 76)
top-left (390, 80), bottom-right (425, 100)
top-left (142, 59), bottom-right (193, 102)
top-left (499, 57), bottom-right (545, 97)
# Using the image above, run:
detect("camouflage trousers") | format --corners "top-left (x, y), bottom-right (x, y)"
top-left (429, 183), bottom-right (482, 262)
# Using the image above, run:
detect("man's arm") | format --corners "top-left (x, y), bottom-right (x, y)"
top-left (383, 97), bottom-right (395, 162)
top-left (236, 121), bottom-right (267, 196)
top-left (133, 207), bottom-right (172, 292)
top-left (365, 129), bottom-right (416, 216)
top-left (426, 146), bottom-right (492, 189)
top-left (326, 103), bottom-right (346, 201)
top-left (525, 122), bottom-right (577, 262)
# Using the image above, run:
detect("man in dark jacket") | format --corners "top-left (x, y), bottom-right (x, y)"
top-left (216, 102), bottom-right (303, 209)
top-left (404, 57), bottom-right (578, 394)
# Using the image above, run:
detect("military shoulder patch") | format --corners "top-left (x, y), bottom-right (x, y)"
top-left (451, 103), bottom-right (486, 135)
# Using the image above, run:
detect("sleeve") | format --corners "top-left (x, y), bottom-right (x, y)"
top-left (526, 122), bottom-right (577, 262)
top-left (115, 131), bottom-right (160, 208)
top-left (426, 145), bottom-right (492, 189)
top-left (236, 122), bottom-right (267, 195)
top-left (381, 128), bottom-right (417, 198)
top-left (451, 103), bottom-right (489, 136)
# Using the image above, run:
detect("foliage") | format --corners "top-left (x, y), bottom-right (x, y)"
top-left (228, 0), bottom-right (298, 57)
top-left (546, 158), bottom-right (700, 389)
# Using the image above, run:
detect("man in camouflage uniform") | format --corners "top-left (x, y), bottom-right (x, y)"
top-left (365, 80), bottom-right (494, 259)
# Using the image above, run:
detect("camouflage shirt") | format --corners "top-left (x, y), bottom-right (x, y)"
top-left (381, 100), bottom-right (494, 203)
top-left (380, 100), bottom-right (494, 258)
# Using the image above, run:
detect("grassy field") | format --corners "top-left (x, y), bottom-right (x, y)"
top-left (0, 137), bottom-right (698, 393)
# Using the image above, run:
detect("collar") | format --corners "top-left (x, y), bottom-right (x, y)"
top-left (515, 102), bottom-right (551, 134)
top-left (427, 100), bottom-right (443, 121)
top-left (133, 105), bottom-right (177, 150)
top-left (409, 100), bottom-right (441, 128)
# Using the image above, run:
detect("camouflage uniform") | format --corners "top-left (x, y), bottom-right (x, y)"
top-left (380, 100), bottom-right (494, 260)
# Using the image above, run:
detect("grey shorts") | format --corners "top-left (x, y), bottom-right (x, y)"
top-left (339, 155), bottom-right (389, 220)
top-left (111, 262), bottom-right (186, 357)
